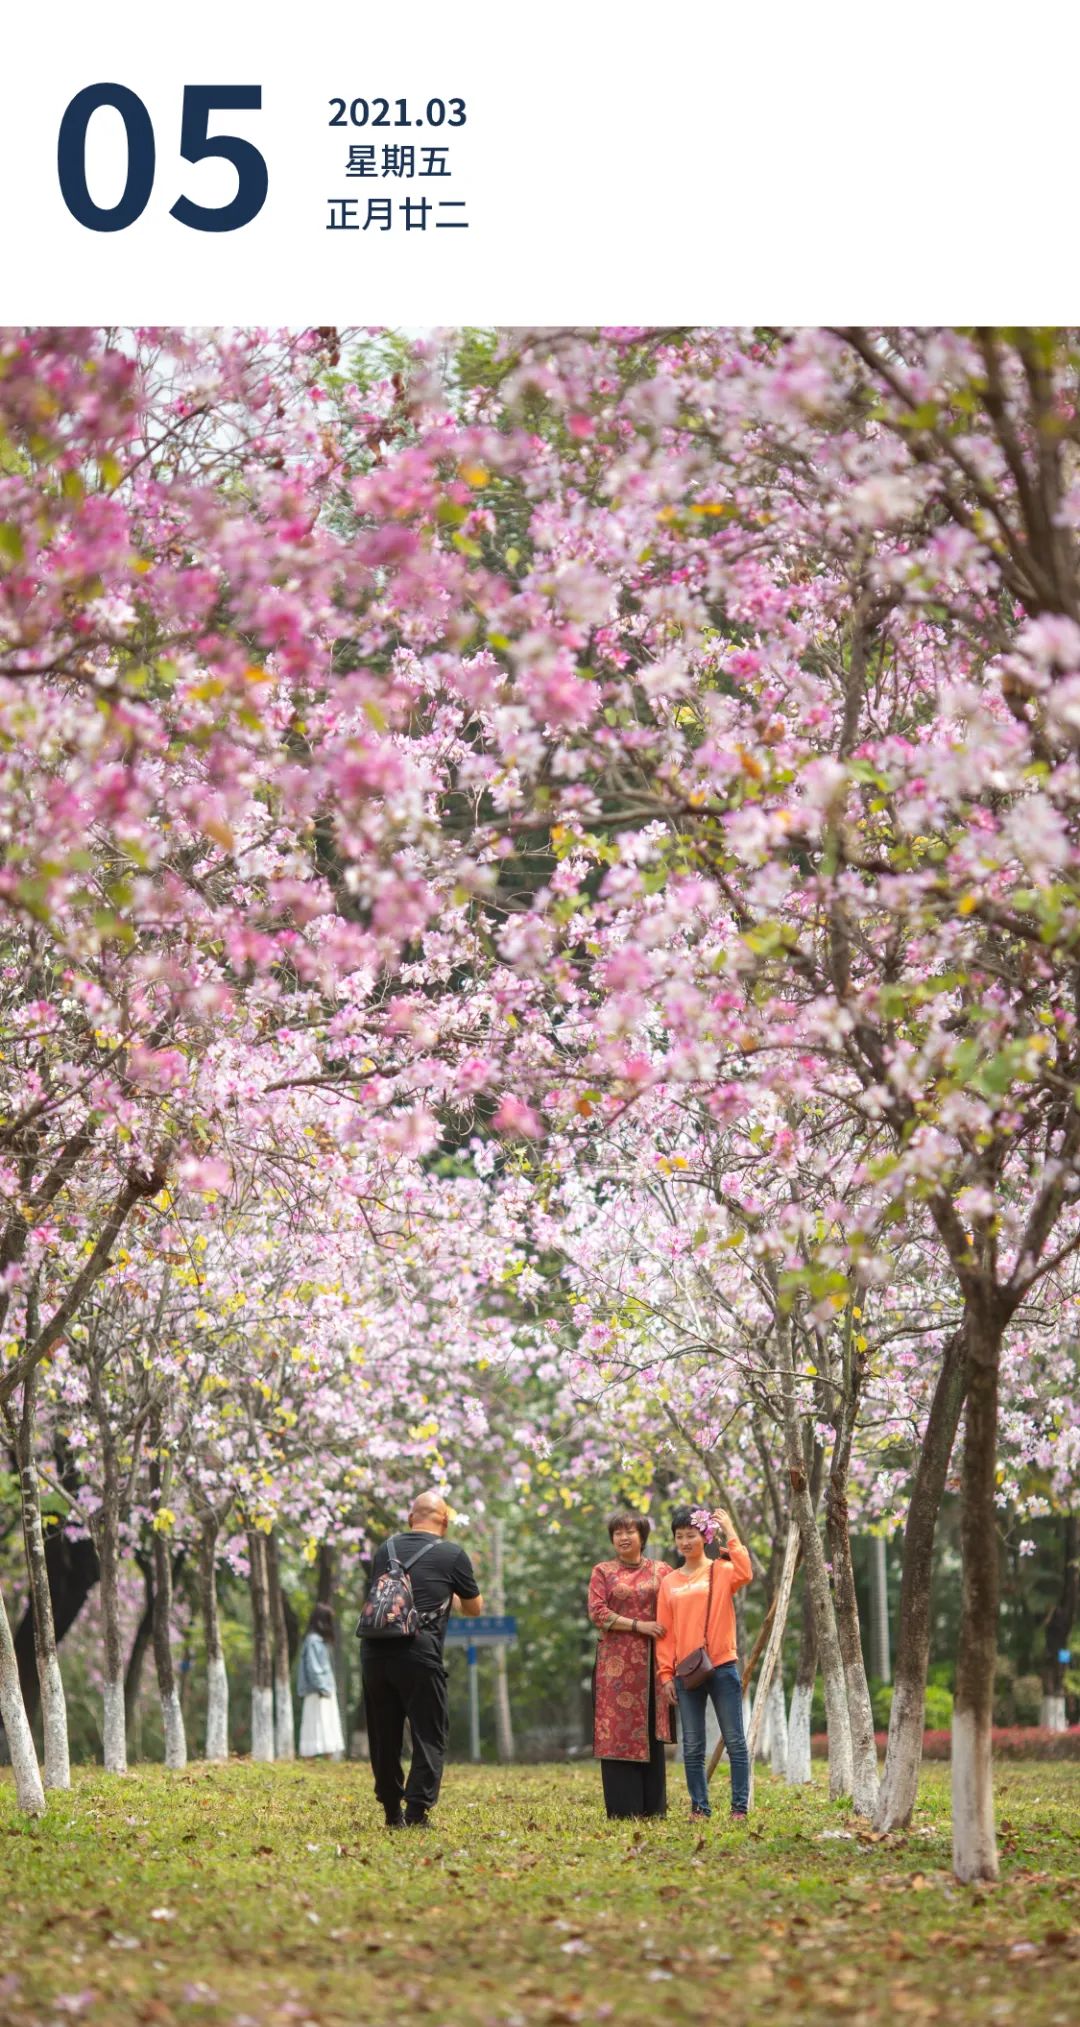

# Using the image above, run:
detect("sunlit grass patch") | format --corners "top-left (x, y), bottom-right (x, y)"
top-left (1, 1760), bottom-right (1078, 2026)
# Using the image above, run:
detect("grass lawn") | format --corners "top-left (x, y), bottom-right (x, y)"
top-left (1, 1758), bottom-right (1078, 2027)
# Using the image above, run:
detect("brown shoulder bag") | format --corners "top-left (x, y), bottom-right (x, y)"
top-left (673, 1556), bottom-right (716, 1691)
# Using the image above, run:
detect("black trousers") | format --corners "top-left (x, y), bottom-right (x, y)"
top-left (600, 1675), bottom-right (667, 1819)
top-left (361, 1647), bottom-right (450, 1819)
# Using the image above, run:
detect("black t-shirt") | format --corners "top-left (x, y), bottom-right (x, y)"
top-left (362, 1532), bottom-right (480, 1666)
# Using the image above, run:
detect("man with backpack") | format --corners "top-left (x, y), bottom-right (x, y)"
top-left (358, 1489), bottom-right (484, 1828)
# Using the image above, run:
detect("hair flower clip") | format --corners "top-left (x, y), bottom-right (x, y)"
top-left (690, 1507), bottom-right (718, 1543)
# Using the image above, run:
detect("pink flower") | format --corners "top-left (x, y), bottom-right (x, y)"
top-left (493, 1094), bottom-right (544, 1139)
top-left (177, 1155), bottom-right (231, 1192)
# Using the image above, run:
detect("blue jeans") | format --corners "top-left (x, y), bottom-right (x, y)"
top-left (675, 1660), bottom-right (750, 1815)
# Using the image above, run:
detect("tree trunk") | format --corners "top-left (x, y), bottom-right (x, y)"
top-left (793, 1479), bottom-right (851, 1796)
top-left (768, 1675), bottom-right (788, 1775)
top-left (124, 1558), bottom-right (155, 1758)
top-left (316, 1543), bottom-right (349, 1748)
top-left (786, 1445), bottom-right (825, 1788)
top-left (827, 1473), bottom-right (879, 1816)
top-left (0, 1579), bottom-right (44, 1816)
top-left (753, 1683), bottom-right (772, 1762)
top-left (752, 1534), bottom-right (782, 1763)
top-left (1040, 1513), bottom-right (1077, 1733)
top-left (200, 1515), bottom-right (228, 1761)
top-left (247, 1527), bottom-right (274, 1762)
top-left (716, 1518), bottom-right (800, 1807)
top-left (774, 1310), bottom-right (853, 1799)
top-left (149, 1429), bottom-right (187, 1770)
top-left (14, 1526), bottom-right (99, 1724)
top-left (952, 1301), bottom-right (1004, 1884)
top-left (875, 1329), bottom-right (967, 1832)
top-left (869, 1534), bottom-right (891, 1683)
top-left (267, 1531), bottom-right (294, 1762)
top-left (97, 1445), bottom-right (127, 1774)
top-left (13, 1366), bottom-right (70, 1789)
top-left (787, 1578), bottom-right (817, 1784)
top-left (490, 1516), bottom-right (514, 1762)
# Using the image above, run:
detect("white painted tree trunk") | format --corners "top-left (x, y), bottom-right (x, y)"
top-left (753, 1685), bottom-right (772, 1761)
top-left (876, 1675), bottom-right (925, 1829)
top-left (97, 1480), bottom-right (127, 1774)
top-left (832, 1572), bottom-right (879, 1815)
top-left (251, 1684), bottom-right (274, 1762)
top-left (768, 1677), bottom-right (788, 1776)
top-left (160, 1685), bottom-right (187, 1770)
top-left (847, 1685), bottom-right (879, 1817)
top-left (874, 1333), bottom-right (966, 1833)
top-left (787, 1681), bottom-right (814, 1783)
top-left (0, 1582), bottom-right (45, 1816)
top-left (821, 1636), bottom-right (855, 1798)
top-left (869, 1534), bottom-right (891, 1683)
top-left (206, 1656), bottom-right (229, 1761)
top-left (775, 1308), bottom-right (853, 1801)
top-left (827, 1468), bottom-right (880, 1820)
top-left (742, 1524), bottom-right (799, 1763)
top-left (710, 1520), bottom-right (799, 1811)
top-left (247, 1528), bottom-right (274, 1763)
top-left (491, 1517), bottom-right (514, 1762)
top-left (790, 1469), bottom-right (852, 1797)
top-left (15, 1363), bottom-right (71, 1790)
top-left (200, 1520), bottom-right (229, 1761)
top-left (20, 1531), bottom-right (71, 1790)
top-left (951, 1313), bottom-right (1001, 1884)
top-left (148, 1416), bottom-right (186, 1769)
top-left (267, 1530), bottom-right (294, 1761)
top-left (102, 1677), bottom-right (127, 1775)
top-left (1040, 1694), bottom-right (1066, 1733)
top-left (952, 1708), bottom-right (998, 1884)
top-left (274, 1662), bottom-right (294, 1761)
top-left (40, 1655), bottom-right (71, 1792)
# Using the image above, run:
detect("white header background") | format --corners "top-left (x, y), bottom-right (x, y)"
top-left (1, 0), bottom-right (1076, 323)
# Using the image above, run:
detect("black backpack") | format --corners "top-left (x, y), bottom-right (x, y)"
top-left (355, 1535), bottom-right (441, 1640)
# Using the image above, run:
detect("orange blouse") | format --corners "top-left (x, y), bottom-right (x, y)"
top-left (655, 1540), bottom-right (753, 1684)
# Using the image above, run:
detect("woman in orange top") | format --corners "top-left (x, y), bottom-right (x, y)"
top-left (656, 1505), bottom-right (753, 1820)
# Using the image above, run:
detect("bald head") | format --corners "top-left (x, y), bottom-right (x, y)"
top-left (410, 1489), bottom-right (451, 1535)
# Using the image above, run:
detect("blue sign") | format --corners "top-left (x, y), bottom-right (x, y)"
top-left (445, 1614), bottom-right (517, 1647)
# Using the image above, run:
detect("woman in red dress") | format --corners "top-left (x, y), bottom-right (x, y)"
top-left (588, 1510), bottom-right (672, 1819)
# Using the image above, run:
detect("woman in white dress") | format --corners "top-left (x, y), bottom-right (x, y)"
top-left (296, 1603), bottom-right (345, 1758)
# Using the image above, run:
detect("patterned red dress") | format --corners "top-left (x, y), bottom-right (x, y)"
top-left (588, 1557), bottom-right (673, 1817)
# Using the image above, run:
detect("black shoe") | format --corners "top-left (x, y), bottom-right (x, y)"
top-left (384, 1811), bottom-right (405, 1829)
top-left (404, 1811), bottom-right (431, 1829)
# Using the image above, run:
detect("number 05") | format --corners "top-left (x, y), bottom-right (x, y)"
top-left (57, 83), bottom-right (268, 233)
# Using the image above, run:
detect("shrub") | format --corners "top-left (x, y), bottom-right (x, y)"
top-left (865, 1683), bottom-right (951, 1730)
top-left (923, 1685), bottom-right (953, 1729)
top-left (922, 1726), bottom-right (1080, 1761)
top-left (1012, 1675), bottom-right (1043, 1727)
top-left (870, 1681), bottom-right (893, 1729)
top-left (809, 1726), bottom-right (1080, 1761)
